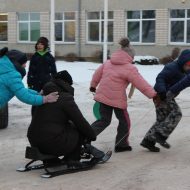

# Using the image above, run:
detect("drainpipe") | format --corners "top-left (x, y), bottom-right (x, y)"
top-left (77, 0), bottom-right (81, 57)
top-left (50, 0), bottom-right (55, 56)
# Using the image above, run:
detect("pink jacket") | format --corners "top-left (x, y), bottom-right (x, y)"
top-left (90, 50), bottom-right (156, 109)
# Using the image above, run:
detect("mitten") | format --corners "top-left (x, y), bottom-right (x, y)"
top-left (89, 87), bottom-right (96, 93)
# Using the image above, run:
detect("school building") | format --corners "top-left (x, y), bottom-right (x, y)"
top-left (0, 0), bottom-right (190, 59)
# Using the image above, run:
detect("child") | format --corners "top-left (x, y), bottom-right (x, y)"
top-left (27, 37), bottom-right (57, 92)
top-left (0, 47), bottom-right (58, 108)
top-left (90, 37), bottom-right (157, 152)
top-left (28, 71), bottom-right (109, 162)
top-left (141, 49), bottom-right (190, 152)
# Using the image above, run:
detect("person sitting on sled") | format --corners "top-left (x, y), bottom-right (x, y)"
top-left (27, 70), bottom-right (111, 163)
top-left (141, 49), bottom-right (190, 152)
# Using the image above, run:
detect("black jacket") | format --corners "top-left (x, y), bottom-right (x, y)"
top-left (27, 79), bottom-right (96, 156)
top-left (27, 51), bottom-right (57, 92)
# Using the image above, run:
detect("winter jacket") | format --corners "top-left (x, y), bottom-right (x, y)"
top-left (27, 51), bottom-right (57, 92)
top-left (90, 50), bottom-right (156, 109)
top-left (27, 79), bottom-right (96, 156)
top-left (154, 51), bottom-right (190, 96)
top-left (169, 73), bottom-right (190, 94)
top-left (0, 55), bottom-right (43, 108)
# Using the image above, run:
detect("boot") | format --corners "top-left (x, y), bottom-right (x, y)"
top-left (140, 139), bottom-right (160, 152)
top-left (115, 146), bottom-right (132, 153)
top-left (155, 132), bottom-right (171, 149)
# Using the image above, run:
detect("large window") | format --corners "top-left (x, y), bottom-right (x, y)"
top-left (0, 13), bottom-right (8, 41)
top-left (55, 12), bottom-right (76, 43)
top-left (127, 10), bottom-right (155, 44)
top-left (87, 11), bottom-right (114, 43)
top-left (169, 9), bottom-right (190, 44)
top-left (18, 13), bottom-right (40, 42)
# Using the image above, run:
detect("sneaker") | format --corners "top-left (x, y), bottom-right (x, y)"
top-left (155, 132), bottom-right (171, 149)
top-left (115, 146), bottom-right (132, 153)
top-left (140, 139), bottom-right (160, 152)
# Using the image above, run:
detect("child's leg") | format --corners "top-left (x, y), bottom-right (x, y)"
top-left (114, 108), bottom-right (131, 148)
top-left (143, 103), bottom-right (169, 143)
top-left (156, 99), bottom-right (182, 140)
top-left (91, 103), bottom-right (113, 136)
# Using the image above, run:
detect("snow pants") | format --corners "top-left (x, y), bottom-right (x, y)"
top-left (91, 103), bottom-right (131, 148)
top-left (143, 99), bottom-right (182, 144)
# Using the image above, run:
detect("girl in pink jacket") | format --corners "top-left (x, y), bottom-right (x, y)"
top-left (90, 38), bottom-right (157, 152)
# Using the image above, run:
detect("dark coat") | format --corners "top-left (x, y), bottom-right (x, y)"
top-left (27, 79), bottom-right (96, 156)
top-left (169, 73), bottom-right (190, 94)
top-left (27, 52), bottom-right (57, 92)
top-left (154, 61), bottom-right (185, 95)
top-left (154, 49), bottom-right (190, 97)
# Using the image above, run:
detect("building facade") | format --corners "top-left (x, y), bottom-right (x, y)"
top-left (0, 0), bottom-right (190, 58)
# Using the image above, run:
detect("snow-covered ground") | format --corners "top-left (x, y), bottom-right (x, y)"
top-left (1, 61), bottom-right (190, 190)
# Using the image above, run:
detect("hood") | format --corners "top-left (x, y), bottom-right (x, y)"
top-left (43, 79), bottom-right (74, 96)
top-left (110, 50), bottom-right (133, 65)
top-left (177, 49), bottom-right (190, 68)
top-left (0, 55), bottom-right (16, 75)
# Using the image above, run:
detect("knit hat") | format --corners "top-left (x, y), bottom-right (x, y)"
top-left (53, 70), bottom-right (73, 85)
top-left (35, 36), bottom-right (49, 51)
top-left (177, 49), bottom-right (190, 67)
top-left (6, 50), bottom-right (27, 65)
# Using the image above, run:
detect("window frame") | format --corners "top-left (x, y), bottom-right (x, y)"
top-left (0, 13), bottom-right (8, 43)
top-left (54, 11), bottom-right (76, 44)
top-left (169, 9), bottom-right (190, 45)
top-left (86, 11), bottom-right (114, 44)
top-left (17, 12), bottom-right (40, 43)
top-left (126, 10), bottom-right (156, 45)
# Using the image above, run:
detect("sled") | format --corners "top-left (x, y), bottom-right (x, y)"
top-left (17, 146), bottom-right (112, 178)
top-left (17, 146), bottom-right (98, 178)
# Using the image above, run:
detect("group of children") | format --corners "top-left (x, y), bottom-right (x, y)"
top-left (1, 36), bottom-right (190, 165)
top-left (90, 38), bottom-right (190, 153)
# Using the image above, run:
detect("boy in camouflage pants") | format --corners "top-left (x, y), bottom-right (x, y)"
top-left (141, 49), bottom-right (190, 152)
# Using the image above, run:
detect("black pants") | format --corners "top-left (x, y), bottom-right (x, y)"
top-left (91, 103), bottom-right (131, 148)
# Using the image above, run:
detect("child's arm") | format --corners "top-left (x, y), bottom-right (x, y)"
top-left (169, 74), bottom-right (190, 94)
top-left (127, 66), bottom-right (156, 98)
top-left (90, 64), bottom-right (104, 88)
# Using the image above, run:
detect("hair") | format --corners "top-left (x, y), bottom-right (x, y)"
top-left (0, 47), bottom-right (8, 57)
top-left (35, 36), bottom-right (49, 51)
top-left (119, 37), bottom-right (130, 48)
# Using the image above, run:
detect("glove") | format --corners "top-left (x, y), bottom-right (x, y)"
top-left (89, 87), bottom-right (96, 93)
top-left (43, 92), bottom-right (59, 103)
top-left (158, 92), bottom-right (166, 101)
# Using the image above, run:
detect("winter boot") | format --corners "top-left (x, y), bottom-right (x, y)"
top-left (115, 145), bottom-right (132, 153)
top-left (140, 139), bottom-right (160, 152)
top-left (155, 132), bottom-right (171, 149)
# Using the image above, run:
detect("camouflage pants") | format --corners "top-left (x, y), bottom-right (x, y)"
top-left (144, 99), bottom-right (182, 142)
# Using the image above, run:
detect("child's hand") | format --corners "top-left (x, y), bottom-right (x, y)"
top-left (153, 94), bottom-right (161, 106)
top-left (158, 92), bottom-right (166, 101)
top-left (89, 87), bottom-right (96, 93)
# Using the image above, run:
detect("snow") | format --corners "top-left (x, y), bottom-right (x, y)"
top-left (3, 60), bottom-right (190, 189)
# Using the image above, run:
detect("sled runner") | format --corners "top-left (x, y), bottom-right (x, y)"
top-left (17, 146), bottom-right (112, 178)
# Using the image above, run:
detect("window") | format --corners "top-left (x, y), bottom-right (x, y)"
top-left (169, 9), bottom-right (190, 44)
top-left (127, 10), bottom-right (155, 44)
top-left (0, 13), bottom-right (8, 41)
top-left (18, 13), bottom-right (40, 42)
top-left (87, 11), bottom-right (114, 43)
top-left (54, 12), bottom-right (76, 43)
